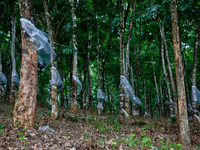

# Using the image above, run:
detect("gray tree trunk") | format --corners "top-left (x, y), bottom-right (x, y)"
top-left (70, 0), bottom-right (79, 113)
top-left (10, 0), bottom-right (16, 105)
top-left (43, 0), bottom-right (58, 119)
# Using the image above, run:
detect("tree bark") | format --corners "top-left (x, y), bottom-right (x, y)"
top-left (79, 70), bottom-right (83, 109)
top-left (159, 77), bottom-right (164, 115)
top-left (192, 27), bottom-right (199, 87)
top-left (119, 0), bottom-right (125, 124)
top-left (162, 18), bottom-right (178, 116)
top-left (59, 57), bottom-right (64, 107)
top-left (87, 52), bottom-right (92, 109)
top-left (151, 51), bottom-right (160, 117)
top-left (10, 0), bottom-right (16, 105)
top-left (160, 20), bottom-right (174, 116)
top-left (13, 0), bottom-right (38, 128)
top-left (70, 0), bottom-right (79, 113)
top-left (96, 23), bottom-right (101, 106)
top-left (141, 66), bottom-right (147, 114)
top-left (83, 59), bottom-right (87, 109)
top-left (125, 0), bottom-right (136, 117)
top-left (192, 22), bottom-right (200, 111)
top-left (65, 75), bottom-right (68, 107)
top-left (170, 0), bottom-right (191, 146)
top-left (181, 44), bottom-right (191, 105)
top-left (43, 0), bottom-right (58, 119)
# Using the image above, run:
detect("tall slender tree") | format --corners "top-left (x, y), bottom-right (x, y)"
top-left (151, 50), bottom-right (160, 117)
top-left (170, 0), bottom-right (191, 146)
top-left (13, 0), bottom-right (38, 128)
top-left (160, 19), bottom-right (174, 116)
top-left (119, 0), bottom-right (125, 124)
top-left (43, 0), bottom-right (58, 120)
top-left (125, 0), bottom-right (136, 116)
top-left (10, 0), bottom-right (16, 105)
top-left (162, 18), bottom-right (178, 116)
top-left (70, 0), bottom-right (79, 113)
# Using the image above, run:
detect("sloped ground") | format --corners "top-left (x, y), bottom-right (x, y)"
top-left (0, 102), bottom-right (199, 150)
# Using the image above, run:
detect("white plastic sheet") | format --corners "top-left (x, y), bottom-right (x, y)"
top-left (0, 72), bottom-right (7, 86)
top-left (97, 101), bottom-right (103, 114)
top-left (20, 18), bottom-right (56, 70)
top-left (11, 70), bottom-right (19, 86)
top-left (72, 75), bottom-right (82, 94)
top-left (97, 89), bottom-right (104, 99)
top-left (103, 93), bottom-right (108, 103)
top-left (120, 75), bottom-right (141, 106)
top-left (192, 86), bottom-right (200, 106)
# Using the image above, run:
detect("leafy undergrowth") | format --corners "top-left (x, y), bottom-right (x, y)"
top-left (0, 103), bottom-right (200, 150)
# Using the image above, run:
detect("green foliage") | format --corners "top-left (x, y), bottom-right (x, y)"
top-left (98, 138), bottom-right (104, 146)
top-left (19, 135), bottom-right (26, 140)
top-left (82, 133), bottom-right (89, 139)
top-left (96, 121), bottom-right (110, 133)
top-left (112, 121), bottom-right (120, 131)
top-left (0, 124), bottom-right (5, 133)
top-left (86, 116), bottom-right (96, 123)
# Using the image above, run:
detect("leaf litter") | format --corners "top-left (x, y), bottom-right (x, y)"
top-left (0, 103), bottom-right (199, 149)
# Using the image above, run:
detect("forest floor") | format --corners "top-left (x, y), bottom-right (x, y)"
top-left (0, 103), bottom-right (199, 150)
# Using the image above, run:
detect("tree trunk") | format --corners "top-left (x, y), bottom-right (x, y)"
top-left (43, 0), bottom-right (58, 119)
top-left (130, 65), bottom-right (134, 93)
top-left (79, 70), bottom-right (83, 109)
top-left (65, 75), bottom-right (68, 107)
top-left (70, 0), bottom-right (79, 113)
top-left (119, 0), bottom-right (125, 124)
top-left (192, 27), bottom-right (199, 87)
top-left (125, 0), bottom-right (136, 117)
top-left (160, 20), bottom-right (174, 116)
top-left (159, 76), bottom-right (164, 116)
top-left (182, 46), bottom-right (191, 105)
top-left (59, 57), bottom-right (64, 107)
top-left (170, 0), bottom-right (191, 146)
top-left (102, 63), bottom-right (106, 110)
top-left (151, 51), bottom-right (160, 117)
top-left (192, 22), bottom-right (200, 112)
top-left (10, 0), bottom-right (16, 105)
top-left (83, 59), bottom-right (87, 109)
top-left (96, 19), bottom-right (101, 108)
top-left (13, 0), bottom-right (38, 128)
top-left (141, 66), bottom-right (147, 115)
top-left (87, 52), bottom-right (92, 109)
top-left (162, 18), bottom-right (178, 116)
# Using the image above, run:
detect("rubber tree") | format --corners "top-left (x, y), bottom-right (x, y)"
top-left (10, 0), bottom-right (16, 105)
top-left (70, 0), bottom-right (79, 113)
top-left (43, 0), bottom-right (58, 120)
top-left (96, 15), bottom-right (101, 110)
top-left (192, 22), bottom-right (200, 110)
top-left (151, 50), bottom-right (160, 117)
top-left (13, 0), bottom-right (38, 128)
top-left (119, 0), bottom-right (125, 124)
top-left (170, 0), bottom-right (191, 146)
top-left (160, 19), bottom-right (174, 117)
top-left (125, 0), bottom-right (136, 116)
top-left (162, 17), bottom-right (178, 116)
top-left (87, 52), bottom-right (92, 109)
